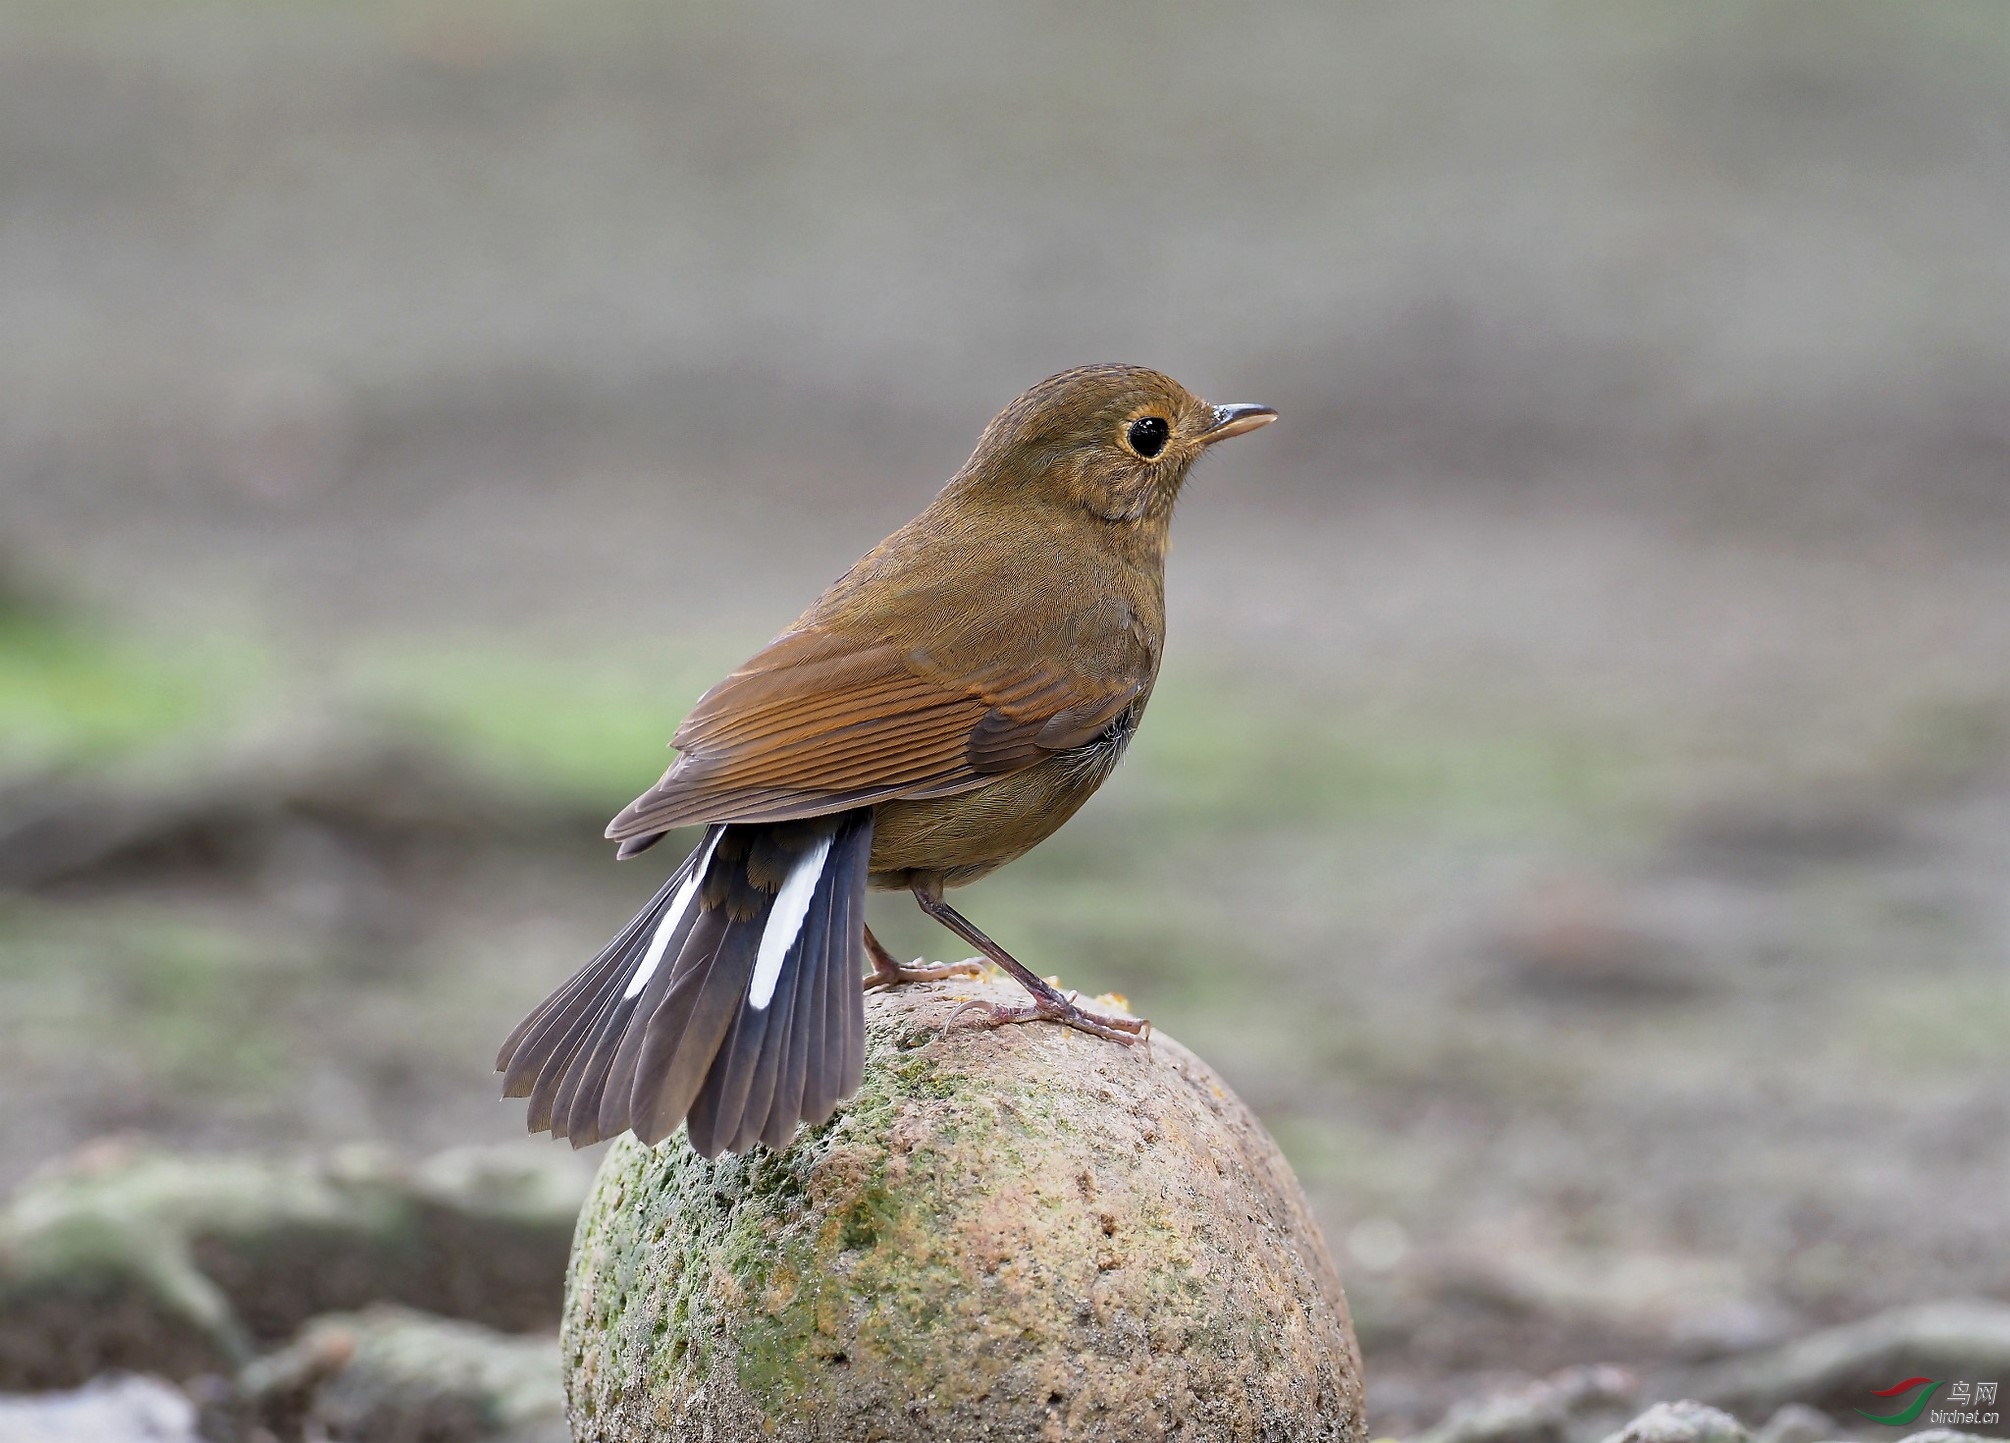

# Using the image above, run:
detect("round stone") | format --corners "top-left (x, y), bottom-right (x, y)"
top-left (562, 975), bottom-right (1364, 1442)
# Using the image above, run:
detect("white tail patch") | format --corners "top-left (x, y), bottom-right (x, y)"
top-left (622, 830), bottom-right (722, 1001)
top-left (749, 835), bottom-right (833, 1010)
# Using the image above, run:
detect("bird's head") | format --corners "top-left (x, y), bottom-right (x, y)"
top-left (958, 364), bottom-right (1275, 525)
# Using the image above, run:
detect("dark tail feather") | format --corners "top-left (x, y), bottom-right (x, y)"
top-left (751, 861), bottom-right (827, 1150)
top-left (496, 867), bottom-right (684, 1094)
top-left (766, 881), bottom-right (829, 1148)
top-left (497, 812), bottom-right (873, 1157)
top-left (683, 811), bottom-right (872, 1157)
top-left (825, 827), bottom-right (869, 1108)
top-left (553, 833), bottom-right (724, 1146)
top-left (497, 827), bottom-right (720, 1134)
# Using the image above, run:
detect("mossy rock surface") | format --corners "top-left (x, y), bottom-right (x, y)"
top-left (563, 975), bottom-right (1365, 1442)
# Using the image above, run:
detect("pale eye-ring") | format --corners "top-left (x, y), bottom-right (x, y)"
top-left (1126, 416), bottom-right (1170, 459)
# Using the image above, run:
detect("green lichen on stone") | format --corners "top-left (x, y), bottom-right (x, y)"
top-left (563, 977), bottom-right (1366, 1442)
top-left (568, 1034), bottom-right (1016, 1414)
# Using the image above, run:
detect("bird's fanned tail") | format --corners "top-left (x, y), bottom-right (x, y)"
top-left (497, 811), bottom-right (871, 1157)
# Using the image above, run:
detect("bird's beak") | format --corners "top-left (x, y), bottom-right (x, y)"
top-left (1201, 403), bottom-right (1278, 444)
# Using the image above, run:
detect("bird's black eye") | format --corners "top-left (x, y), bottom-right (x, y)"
top-left (1126, 416), bottom-right (1170, 459)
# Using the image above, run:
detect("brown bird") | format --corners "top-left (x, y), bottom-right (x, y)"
top-left (496, 364), bottom-right (1275, 1157)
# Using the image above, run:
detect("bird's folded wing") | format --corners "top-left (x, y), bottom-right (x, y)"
top-left (604, 627), bottom-right (1144, 839)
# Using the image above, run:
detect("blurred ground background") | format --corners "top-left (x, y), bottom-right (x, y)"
top-left (2, 1), bottom-right (2007, 1433)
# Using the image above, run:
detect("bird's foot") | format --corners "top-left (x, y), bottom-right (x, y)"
top-left (943, 989), bottom-right (1148, 1047)
top-left (865, 955), bottom-right (986, 991)
top-left (863, 924), bottom-right (984, 991)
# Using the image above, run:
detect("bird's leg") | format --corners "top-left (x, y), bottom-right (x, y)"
top-left (910, 880), bottom-right (1147, 1046)
top-left (861, 923), bottom-right (984, 991)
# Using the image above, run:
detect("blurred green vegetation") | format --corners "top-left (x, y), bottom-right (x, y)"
top-left (0, 899), bottom-right (298, 1099)
top-left (1134, 680), bottom-right (1640, 839)
top-left (0, 615), bottom-right (264, 777)
top-left (0, 599), bottom-right (1656, 841)
top-left (343, 641), bottom-right (742, 809)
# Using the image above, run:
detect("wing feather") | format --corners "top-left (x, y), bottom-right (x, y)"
top-left (606, 625), bottom-right (1148, 839)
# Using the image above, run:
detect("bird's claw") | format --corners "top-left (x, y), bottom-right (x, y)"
top-left (941, 993), bottom-right (1147, 1046)
top-left (867, 955), bottom-right (986, 991)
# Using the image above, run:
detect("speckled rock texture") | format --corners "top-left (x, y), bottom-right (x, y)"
top-left (563, 975), bottom-right (1365, 1442)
